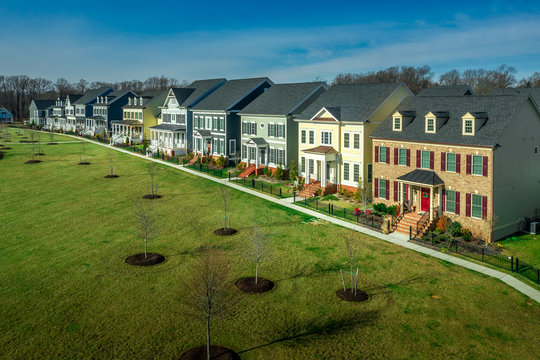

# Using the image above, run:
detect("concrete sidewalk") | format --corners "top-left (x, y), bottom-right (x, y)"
top-left (60, 133), bottom-right (540, 303)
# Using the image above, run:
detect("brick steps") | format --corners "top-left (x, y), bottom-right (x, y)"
top-left (394, 212), bottom-right (433, 236)
top-left (298, 181), bottom-right (321, 198)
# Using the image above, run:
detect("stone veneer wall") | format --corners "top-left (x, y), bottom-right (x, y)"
top-left (372, 139), bottom-right (494, 241)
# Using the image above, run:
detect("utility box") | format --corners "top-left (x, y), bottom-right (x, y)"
top-left (531, 222), bottom-right (539, 235)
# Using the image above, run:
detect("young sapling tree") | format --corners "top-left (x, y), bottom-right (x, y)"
top-left (342, 231), bottom-right (360, 295)
top-left (246, 222), bottom-right (271, 284)
top-left (133, 200), bottom-right (159, 259)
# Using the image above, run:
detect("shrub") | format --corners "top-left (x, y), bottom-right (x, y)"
top-left (460, 228), bottom-right (472, 241)
top-left (125, 136), bottom-right (130, 145)
top-left (236, 162), bottom-right (246, 171)
top-left (323, 194), bottom-right (338, 201)
top-left (273, 162), bottom-right (284, 180)
top-left (434, 228), bottom-right (443, 234)
top-left (436, 216), bottom-right (450, 232)
top-left (372, 203), bottom-right (388, 214)
top-left (289, 160), bottom-right (297, 182)
top-left (343, 189), bottom-right (349, 197)
top-left (216, 155), bottom-right (226, 168)
top-left (316, 188), bottom-right (323, 196)
top-left (263, 166), bottom-right (271, 177)
top-left (386, 205), bottom-right (397, 215)
top-left (447, 221), bottom-right (462, 237)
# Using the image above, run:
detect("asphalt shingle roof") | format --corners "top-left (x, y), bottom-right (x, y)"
top-left (247, 137), bottom-right (268, 146)
top-left (73, 87), bottom-right (114, 105)
top-left (302, 145), bottom-right (338, 154)
top-left (170, 88), bottom-right (195, 105)
top-left (150, 123), bottom-right (186, 131)
top-left (33, 100), bottom-right (56, 110)
top-left (297, 83), bottom-right (405, 122)
top-left (371, 94), bottom-right (532, 147)
top-left (182, 79), bottom-right (227, 107)
top-left (417, 85), bottom-right (473, 97)
top-left (239, 82), bottom-right (325, 116)
top-left (397, 169), bottom-right (444, 186)
top-left (192, 77), bottom-right (272, 111)
top-left (491, 87), bottom-right (540, 107)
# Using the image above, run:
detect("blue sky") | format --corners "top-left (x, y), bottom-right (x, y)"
top-left (1, 0), bottom-right (539, 84)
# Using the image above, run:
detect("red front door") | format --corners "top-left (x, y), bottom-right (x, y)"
top-left (421, 187), bottom-right (430, 212)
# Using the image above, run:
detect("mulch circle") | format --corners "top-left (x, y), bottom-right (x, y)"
top-left (336, 289), bottom-right (369, 302)
top-left (179, 345), bottom-right (240, 360)
top-left (78, 162), bottom-right (91, 165)
top-left (35, 153), bottom-right (45, 156)
top-left (214, 228), bottom-right (237, 236)
top-left (235, 277), bottom-right (274, 294)
top-left (46, 142), bottom-right (57, 145)
top-left (125, 253), bottom-right (165, 266)
top-left (25, 160), bottom-right (42, 164)
top-left (2, 147), bottom-right (11, 150)
top-left (143, 194), bottom-right (162, 199)
top-left (104, 175), bottom-right (119, 178)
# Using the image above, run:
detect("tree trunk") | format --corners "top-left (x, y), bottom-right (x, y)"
top-left (255, 262), bottom-right (259, 284)
top-left (144, 238), bottom-right (147, 259)
top-left (350, 262), bottom-right (354, 293)
top-left (206, 317), bottom-right (211, 360)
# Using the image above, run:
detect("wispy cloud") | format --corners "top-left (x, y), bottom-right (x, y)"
top-left (0, 14), bottom-right (539, 83)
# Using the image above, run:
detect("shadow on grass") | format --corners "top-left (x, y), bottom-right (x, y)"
top-left (238, 310), bottom-right (380, 354)
top-left (274, 263), bottom-right (341, 282)
top-left (362, 275), bottom-right (428, 296)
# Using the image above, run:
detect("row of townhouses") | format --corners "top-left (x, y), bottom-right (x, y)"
top-left (29, 82), bottom-right (540, 242)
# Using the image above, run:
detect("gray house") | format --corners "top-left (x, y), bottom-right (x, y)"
top-left (69, 87), bottom-right (114, 133)
top-left (237, 82), bottom-right (326, 173)
top-left (150, 78), bottom-right (226, 156)
top-left (29, 100), bottom-right (55, 126)
top-left (90, 90), bottom-right (137, 136)
top-left (190, 77), bottom-right (273, 163)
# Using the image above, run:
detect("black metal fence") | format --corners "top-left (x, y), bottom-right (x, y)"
top-left (232, 177), bottom-right (291, 198)
top-left (410, 229), bottom-right (540, 284)
top-left (184, 162), bottom-right (230, 179)
top-left (294, 196), bottom-right (386, 232)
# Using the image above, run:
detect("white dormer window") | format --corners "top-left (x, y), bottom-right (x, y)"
top-left (393, 116), bottom-right (401, 131)
top-left (425, 118), bottom-right (435, 133)
top-left (462, 113), bottom-right (475, 136)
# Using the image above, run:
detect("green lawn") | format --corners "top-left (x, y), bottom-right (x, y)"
top-left (1, 129), bottom-right (539, 359)
top-left (232, 177), bottom-right (294, 198)
top-left (499, 233), bottom-right (540, 267)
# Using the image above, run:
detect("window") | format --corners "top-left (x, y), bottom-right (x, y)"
top-left (353, 134), bottom-right (360, 150)
top-left (229, 139), bottom-right (235, 155)
top-left (343, 163), bottom-right (350, 181)
top-left (278, 124), bottom-right (285, 138)
top-left (398, 148), bottom-right (407, 166)
top-left (344, 133), bottom-right (350, 148)
top-left (212, 118), bottom-right (217, 130)
top-left (353, 164), bottom-right (360, 183)
top-left (206, 117), bottom-right (211, 129)
top-left (309, 159), bottom-right (314, 174)
top-left (393, 117), bottom-right (401, 131)
top-left (301, 157), bottom-right (305, 172)
top-left (378, 179), bottom-right (386, 199)
top-left (379, 146), bottom-right (387, 163)
top-left (308, 130), bottom-right (314, 145)
top-left (249, 147), bottom-right (256, 160)
top-left (464, 119), bottom-right (473, 135)
top-left (268, 123), bottom-right (274, 137)
top-left (301, 130), bottom-right (306, 144)
top-left (446, 153), bottom-right (457, 172)
top-left (242, 145), bottom-right (247, 159)
top-left (321, 131), bottom-right (332, 145)
top-left (421, 150), bottom-right (430, 169)
top-left (445, 190), bottom-right (456, 213)
top-left (471, 194), bottom-right (482, 218)
top-left (367, 164), bottom-right (372, 183)
top-left (472, 155), bottom-right (483, 175)
top-left (426, 118), bottom-right (435, 133)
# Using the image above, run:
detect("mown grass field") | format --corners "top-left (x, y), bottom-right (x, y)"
top-left (0, 130), bottom-right (539, 359)
top-left (500, 233), bottom-right (540, 267)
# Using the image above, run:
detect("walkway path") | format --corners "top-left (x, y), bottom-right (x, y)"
top-left (42, 132), bottom-right (540, 303)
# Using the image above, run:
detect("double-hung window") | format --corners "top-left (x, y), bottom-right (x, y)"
top-left (421, 150), bottom-right (431, 169)
top-left (353, 164), bottom-right (360, 183)
top-left (464, 119), bottom-right (473, 135)
top-left (378, 179), bottom-right (386, 199)
top-left (301, 157), bottom-right (305, 173)
top-left (353, 134), bottom-right (360, 149)
top-left (309, 159), bottom-right (314, 174)
top-left (321, 131), bottom-right (332, 145)
top-left (472, 155), bottom-right (483, 175)
top-left (379, 146), bottom-right (387, 163)
top-left (398, 148), bottom-right (407, 166)
top-left (308, 130), bottom-right (314, 145)
top-left (301, 130), bottom-right (306, 144)
top-left (343, 133), bottom-right (350, 148)
top-left (445, 190), bottom-right (456, 213)
top-left (343, 163), bottom-right (350, 181)
top-left (446, 153), bottom-right (457, 172)
top-left (471, 194), bottom-right (482, 218)
top-left (250, 123), bottom-right (256, 136)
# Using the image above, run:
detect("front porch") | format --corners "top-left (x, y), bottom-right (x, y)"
top-left (193, 129), bottom-right (212, 156)
top-left (150, 124), bottom-right (187, 156)
top-left (299, 145), bottom-right (339, 197)
top-left (244, 138), bottom-right (269, 168)
top-left (111, 120), bottom-right (143, 144)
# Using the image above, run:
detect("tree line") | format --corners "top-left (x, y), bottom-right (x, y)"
top-left (332, 65), bottom-right (540, 95)
top-left (0, 75), bottom-right (186, 122)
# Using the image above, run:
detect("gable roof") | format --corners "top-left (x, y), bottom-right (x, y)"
top-left (73, 87), bottom-right (114, 105)
top-left (92, 90), bottom-right (136, 106)
top-left (0, 107), bottom-right (12, 116)
top-left (182, 78), bottom-right (227, 107)
top-left (297, 83), bottom-right (407, 122)
top-left (491, 87), bottom-right (540, 106)
top-left (65, 94), bottom-right (83, 103)
top-left (238, 82), bottom-right (325, 116)
top-left (397, 169), bottom-right (444, 186)
top-left (170, 88), bottom-right (196, 105)
top-left (32, 100), bottom-right (56, 110)
top-left (191, 77), bottom-right (273, 111)
top-left (417, 85), bottom-right (474, 97)
top-left (371, 94), bottom-right (533, 147)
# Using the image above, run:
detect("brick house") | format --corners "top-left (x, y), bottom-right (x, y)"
top-left (370, 93), bottom-right (540, 241)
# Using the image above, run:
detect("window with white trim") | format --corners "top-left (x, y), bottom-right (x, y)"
top-left (367, 164), bottom-right (372, 183)
top-left (378, 178), bottom-right (386, 199)
top-left (379, 146), bottom-right (387, 163)
top-left (343, 162), bottom-right (350, 181)
top-left (425, 118), bottom-right (435, 133)
top-left (301, 157), bottom-right (305, 173)
top-left (472, 155), bottom-right (483, 175)
top-left (321, 131), bottom-right (332, 145)
top-left (471, 194), bottom-right (482, 218)
top-left (353, 134), bottom-right (360, 150)
top-left (344, 132), bottom-right (350, 148)
top-left (229, 139), bottom-right (235, 155)
top-left (309, 159), bottom-right (314, 174)
top-left (353, 164), bottom-right (360, 183)
top-left (463, 119), bottom-right (473, 135)
top-left (301, 130), bottom-right (306, 144)
top-left (398, 148), bottom-right (407, 166)
top-left (445, 190), bottom-right (456, 213)
top-left (446, 153), bottom-right (456, 172)
top-left (393, 116), bottom-right (401, 131)
top-left (421, 150), bottom-right (430, 169)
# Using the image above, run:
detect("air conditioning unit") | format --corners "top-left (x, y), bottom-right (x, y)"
top-left (531, 222), bottom-right (539, 235)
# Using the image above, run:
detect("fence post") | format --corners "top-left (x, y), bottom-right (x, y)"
top-left (293, 191), bottom-right (295, 202)
top-left (516, 258), bottom-right (519, 273)
top-left (537, 269), bottom-right (539, 285)
top-left (371, 215), bottom-right (374, 228)
top-left (252, 178), bottom-right (255, 188)
top-left (261, 182), bottom-right (263, 192)
top-left (511, 256), bottom-right (514, 272)
top-left (328, 203), bottom-right (331, 214)
top-left (228, 172), bottom-right (231, 181)
top-left (357, 212), bottom-right (359, 223)
top-left (481, 248), bottom-right (484, 262)
top-left (409, 226), bottom-right (412, 240)
top-left (316, 199), bottom-right (318, 210)
top-left (304, 196), bottom-right (306, 205)
top-left (280, 188), bottom-right (282, 198)
top-left (270, 185), bottom-right (272, 195)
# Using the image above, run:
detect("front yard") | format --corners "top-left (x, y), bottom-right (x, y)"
top-left (0, 129), bottom-right (539, 359)
top-left (499, 233), bottom-right (540, 267)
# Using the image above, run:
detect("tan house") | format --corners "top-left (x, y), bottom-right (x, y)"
top-left (370, 93), bottom-right (540, 241)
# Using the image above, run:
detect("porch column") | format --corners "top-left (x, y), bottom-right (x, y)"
top-left (438, 187), bottom-right (442, 218)
top-left (334, 159), bottom-right (338, 184)
top-left (429, 187), bottom-right (434, 221)
top-left (400, 182), bottom-right (404, 207)
top-left (321, 160), bottom-right (326, 187)
top-left (255, 147), bottom-right (259, 168)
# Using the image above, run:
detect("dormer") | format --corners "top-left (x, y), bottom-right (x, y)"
top-left (462, 112), bottom-right (488, 136)
top-left (128, 98), bottom-right (132, 106)
top-left (392, 111), bottom-right (414, 131)
top-left (424, 111), bottom-right (449, 134)
top-left (139, 97), bottom-right (143, 106)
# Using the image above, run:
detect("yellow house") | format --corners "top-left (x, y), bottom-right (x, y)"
top-left (295, 83), bottom-right (412, 197)
top-left (112, 90), bottom-right (167, 145)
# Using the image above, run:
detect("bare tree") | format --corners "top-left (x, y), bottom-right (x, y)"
top-left (245, 222), bottom-right (271, 284)
top-left (355, 180), bottom-right (368, 211)
top-left (48, 130), bottom-right (55, 144)
top-left (75, 79), bottom-right (88, 93)
top-left (519, 72), bottom-right (540, 88)
top-left (147, 162), bottom-right (158, 197)
top-left (180, 248), bottom-right (240, 360)
top-left (107, 152), bottom-right (117, 177)
top-left (218, 181), bottom-right (231, 230)
top-left (80, 141), bottom-right (88, 163)
top-left (133, 200), bottom-right (159, 258)
top-left (438, 69), bottom-right (461, 86)
top-left (341, 231), bottom-right (360, 295)
top-left (55, 78), bottom-right (74, 98)
top-left (484, 214), bottom-right (499, 245)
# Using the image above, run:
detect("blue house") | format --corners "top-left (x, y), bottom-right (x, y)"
top-left (0, 108), bottom-right (12, 123)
